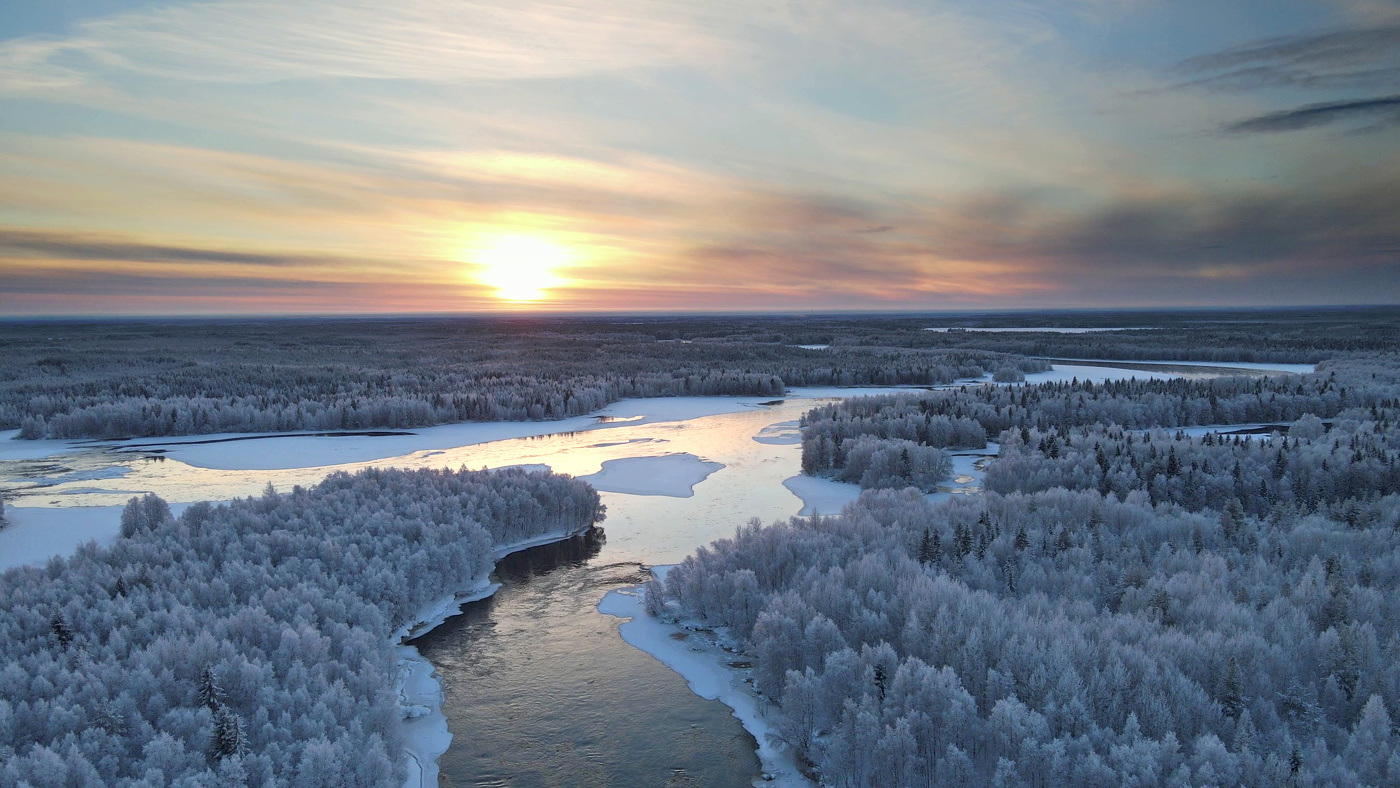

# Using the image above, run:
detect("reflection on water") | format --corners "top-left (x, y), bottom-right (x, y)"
top-left (412, 528), bottom-right (761, 787)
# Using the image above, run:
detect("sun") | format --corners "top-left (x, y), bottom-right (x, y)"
top-left (472, 235), bottom-right (569, 302)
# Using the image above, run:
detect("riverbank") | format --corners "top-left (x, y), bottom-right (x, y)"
top-left (598, 577), bottom-right (813, 788)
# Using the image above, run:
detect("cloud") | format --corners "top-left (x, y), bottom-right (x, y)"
top-left (1174, 23), bottom-right (1400, 91)
top-left (0, 230), bottom-right (327, 266)
top-left (1221, 94), bottom-right (1400, 132)
top-left (669, 162), bottom-right (1400, 308)
top-left (0, 0), bottom-right (732, 92)
top-left (0, 269), bottom-right (327, 296)
top-left (0, 264), bottom-right (513, 315)
top-left (854, 225), bottom-right (895, 234)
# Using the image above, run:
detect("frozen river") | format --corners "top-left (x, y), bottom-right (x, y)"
top-left (0, 361), bottom-right (1314, 785)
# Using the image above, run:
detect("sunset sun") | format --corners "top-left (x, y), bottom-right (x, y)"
top-left (472, 235), bottom-right (569, 302)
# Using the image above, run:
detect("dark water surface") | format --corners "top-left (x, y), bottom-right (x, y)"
top-left (410, 529), bottom-right (761, 787)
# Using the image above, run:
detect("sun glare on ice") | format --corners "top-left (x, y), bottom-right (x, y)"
top-left (473, 235), bottom-right (569, 302)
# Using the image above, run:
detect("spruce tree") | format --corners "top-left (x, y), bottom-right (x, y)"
top-left (917, 528), bottom-right (935, 565)
top-left (211, 705), bottom-right (246, 761)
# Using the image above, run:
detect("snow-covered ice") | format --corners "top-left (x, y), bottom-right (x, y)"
top-left (578, 453), bottom-right (723, 497)
top-left (1040, 359), bottom-right (1316, 375)
top-left (782, 474), bottom-right (862, 517)
top-left (925, 326), bottom-right (1134, 333)
top-left (0, 504), bottom-right (184, 572)
top-left (112, 393), bottom-right (890, 472)
top-left (0, 430), bottom-right (96, 462)
top-left (1024, 363), bottom-right (1177, 384)
top-left (598, 584), bottom-right (814, 788)
top-left (753, 421), bottom-right (802, 445)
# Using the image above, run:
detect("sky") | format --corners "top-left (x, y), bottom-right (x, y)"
top-left (0, 0), bottom-right (1398, 315)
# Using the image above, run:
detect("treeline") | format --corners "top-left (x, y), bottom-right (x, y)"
top-left (987, 416), bottom-right (1400, 517)
top-left (621, 306), bottom-right (1400, 362)
top-left (844, 307), bottom-right (1400, 362)
top-left (0, 466), bottom-right (603, 784)
top-left (651, 486), bottom-right (1400, 786)
top-left (797, 358), bottom-right (1400, 486)
top-left (0, 319), bottom-right (1039, 440)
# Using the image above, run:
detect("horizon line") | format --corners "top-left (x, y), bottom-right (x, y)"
top-left (2, 303), bottom-right (1399, 324)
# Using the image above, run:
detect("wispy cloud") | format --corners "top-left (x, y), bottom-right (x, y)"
top-left (0, 0), bottom-right (733, 92)
top-left (1222, 93), bottom-right (1400, 132)
top-left (0, 230), bottom-right (333, 266)
top-left (1174, 23), bottom-right (1400, 91)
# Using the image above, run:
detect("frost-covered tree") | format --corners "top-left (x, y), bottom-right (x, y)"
top-left (0, 466), bottom-right (603, 784)
top-left (656, 354), bottom-right (1400, 786)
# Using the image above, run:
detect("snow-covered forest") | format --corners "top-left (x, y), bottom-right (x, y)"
top-left (848, 307), bottom-right (1400, 363)
top-left (798, 360), bottom-right (1387, 488)
top-left (651, 355), bottom-right (1400, 786)
top-left (13, 308), bottom-right (1389, 442)
top-left (0, 467), bottom-right (603, 784)
top-left (0, 318), bottom-right (1042, 440)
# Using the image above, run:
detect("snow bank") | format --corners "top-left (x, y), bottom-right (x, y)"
top-left (598, 585), bottom-right (813, 788)
top-left (397, 645), bottom-right (452, 788)
top-left (578, 454), bottom-right (723, 497)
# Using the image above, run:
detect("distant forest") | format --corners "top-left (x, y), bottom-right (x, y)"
top-left (0, 467), bottom-right (603, 784)
top-left (5, 307), bottom-right (1396, 441)
top-left (0, 318), bottom-right (1043, 440)
top-left (652, 353), bottom-right (1400, 785)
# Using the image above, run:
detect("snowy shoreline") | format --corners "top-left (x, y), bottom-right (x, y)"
top-left (394, 522), bottom-right (595, 788)
top-left (0, 387), bottom-right (937, 471)
top-left (598, 576), bottom-right (814, 788)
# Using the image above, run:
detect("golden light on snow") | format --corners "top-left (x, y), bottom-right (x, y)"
top-left (471, 235), bottom-right (570, 302)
